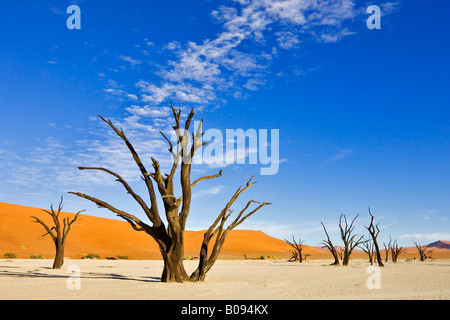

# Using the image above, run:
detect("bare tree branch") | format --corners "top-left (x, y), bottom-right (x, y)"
top-left (320, 222), bottom-right (340, 265)
top-left (191, 170), bottom-right (223, 189)
top-left (96, 115), bottom-right (161, 225)
top-left (77, 167), bottom-right (153, 222)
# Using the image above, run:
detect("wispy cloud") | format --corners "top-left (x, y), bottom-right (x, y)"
top-left (398, 233), bottom-right (450, 242)
top-left (193, 185), bottom-right (225, 198)
top-left (120, 0), bottom-right (370, 112)
top-left (327, 148), bottom-right (353, 163)
top-left (119, 55), bottom-right (142, 66)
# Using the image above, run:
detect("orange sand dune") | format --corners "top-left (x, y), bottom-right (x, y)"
top-left (0, 202), bottom-right (319, 260)
top-left (400, 241), bottom-right (450, 259)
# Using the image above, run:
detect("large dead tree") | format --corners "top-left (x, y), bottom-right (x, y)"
top-left (31, 196), bottom-right (83, 269)
top-left (320, 222), bottom-right (340, 265)
top-left (69, 105), bottom-right (270, 282)
top-left (364, 208), bottom-right (384, 267)
top-left (339, 214), bottom-right (365, 265)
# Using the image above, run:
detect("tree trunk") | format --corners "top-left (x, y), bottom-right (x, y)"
top-left (373, 242), bottom-right (384, 267)
top-left (160, 233), bottom-right (191, 282)
top-left (342, 251), bottom-right (350, 266)
top-left (368, 254), bottom-right (373, 265)
top-left (328, 248), bottom-right (340, 265)
top-left (53, 242), bottom-right (65, 269)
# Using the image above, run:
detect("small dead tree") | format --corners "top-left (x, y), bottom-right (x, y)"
top-left (364, 208), bottom-right (384, 267)
top-left (391, 240), bottom-right (404, 263)
top-left (31, 196), bottom-right (83, 269)
top-left (414, 241), bottom-right (429, 261)
top-left (360, 238), bottom-right (376, 265)
top-left (285, 236), bottom-right (305, 263)
top-left (383, 237), bottom-right (392, 262)
top-left (339, 214), bottom-right (365, 266)
top-left (69, 105), bottom-right (270, 282)
top-left (320, 222), bottom-right (340, 265)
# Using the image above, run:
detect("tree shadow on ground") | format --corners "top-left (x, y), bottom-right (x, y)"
top-left (0, 269), bottom-right (161, 282)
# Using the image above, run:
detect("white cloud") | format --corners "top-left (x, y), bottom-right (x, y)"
top-left (381, 2), bottom-right (401, 15)
top-left (399, 233), bottom-right (450, 242)
top-left (127, 94), bottom-right (139, 101)
top-left (129, 0), bottom-right (366, 110)
top-left (119, 55), bottom-right (142, 66)
top-left (276, 31), bottom-right (300, 49)
top-left (328, 149), bottom-right (353, 163)
top-left (193, 185), bottom-right (225, 198)
top-left (125, 105), bottom-right (171, 118)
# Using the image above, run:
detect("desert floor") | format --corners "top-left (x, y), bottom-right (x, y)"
top-left (0, 258), bottom-right (449, 300)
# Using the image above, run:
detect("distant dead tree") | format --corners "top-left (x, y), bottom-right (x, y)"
top-left (364, 208), bottom-right (384, 267)
top-left (336, 247), bottom-right (344, 261)
top-left (360, 238), bottom-right (376, 265)
top-left (338, 214), bottom-right (365, 265)
top-left (31, 196), bottom-right (83, 269)
top-left (285, 236), bottom-right (305, 263)
top-left (391, 240), bottom-right (404, 263)
top-left (69, 105), bottom-right (270, 282)
top-left (320, 222), bottom-right (340, 265)
top-left (414, 242), bottom-right (429, 261)
top-left (383, 236), bottom-right (392, 262)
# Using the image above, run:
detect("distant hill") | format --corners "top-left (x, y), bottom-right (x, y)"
top-left (427, 240), bottom-right (450, 250)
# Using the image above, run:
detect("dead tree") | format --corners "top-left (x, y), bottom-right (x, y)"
top-left (339, 214), bottom-right (365, 265)
top-left (320, 222), bottom-right (340, 265)
top-left (383, 236), bottom-right (392, 262)
top-left (364, 208), bottom-right (384, 267)
top-left (69, 105), bottom-right (270, 282)
top-left (391, 240), bottom-right (404, 263)
top-left (31, 196), bottom-right (83, 269)
top-left (285, 236), bottom-right (305, 263)
top-left (336, 247), bottom-right (344, 261)
top-left (414, 241), bottom-right (429, 261)
top-left (360, 237), bottom-right (376, 265)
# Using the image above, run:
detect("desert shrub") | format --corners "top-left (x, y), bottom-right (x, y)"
top-left (183, 256), bottom-right (199, 261)
top-left (82, 253), bottom-right (101, 259)
top-left (30, 254), bottom-right (43, 259)
top-left (117, 255), bottom-right (129, 260)
top-left (255, 255), bottom-right (277, 260)
top-left (4, 253), bottom-right (18, 259)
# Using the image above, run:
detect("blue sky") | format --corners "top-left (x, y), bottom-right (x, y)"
top-left (0, 0), bottom-right (449, 248)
